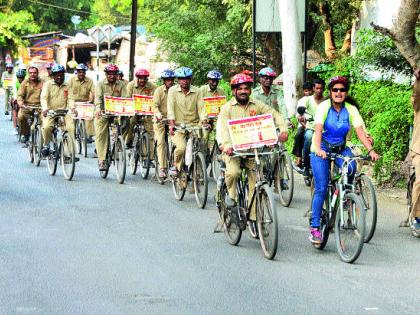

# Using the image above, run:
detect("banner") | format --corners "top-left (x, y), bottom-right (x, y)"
top-left (3, 78), bottom-right (12, 88)
top-left (203, 96), bottom-right (226, 118)
top-left (228, 114), bottom-right (277, 151)
top-left (133, 94), bottom-right (154, 115)
top-left (74, 102), bottom-right (95, 120)
top-left (104, 96), bottom-right (135, 116)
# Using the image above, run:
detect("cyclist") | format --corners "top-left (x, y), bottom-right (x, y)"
top-left (40, 65), bottom-right (75, 157)
top-left (41, 62), bottom-right (54, 82)
top-left (17, 66), bottom-right (43, 143)
top-left (12, 69), bottom-right (26, 132)
top-left (118, 70), bottom-right (129, 86)
top-left (297, 79), bottom-right (327, 178)
top-left (2, 62), bottom-right (14, 115)
top-left (218, 73), bottom-right (288, 220)
top-left (309, 76), bottom-right (379, 244)
top-left (125, 68), bottom-right (156, 158)
top-left (410, 69), bottom-right (420, 232)
top-left (68, 63), bottom-right (95, 143)
top-left (252, 67), bottom-right (289, 124)
top-left (167, 66), bottom-right (209, 176)
top-left (199, 70), bottom-right (226, 97)
top-left (153, 69), bottom-right (176, 179)
top-left (94, 64), bottom-right (128, 171)
top-left (292, 81), bottom-right (314, 168)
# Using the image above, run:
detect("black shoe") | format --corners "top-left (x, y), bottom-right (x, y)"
top-left (41, 146), bottom-right (50, 157)
top-left (75, 157), bottom-right (80, 162)
top-left (280, 179), bottom-right (289, 190)
top-left (87, 136), bottom-right (94, 144)
top-left (125, 142), bottom-right (133, 149)
top-left (5, 111), bottom-right (9, 115)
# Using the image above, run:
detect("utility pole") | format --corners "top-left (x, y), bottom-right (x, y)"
top-left (129, 0), bottom-right (138, 81)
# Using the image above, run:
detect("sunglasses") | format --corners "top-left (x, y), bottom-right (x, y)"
top-left (331, 88), bottom-right (348, 92)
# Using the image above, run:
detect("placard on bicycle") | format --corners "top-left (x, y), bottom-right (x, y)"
top-left (74, 102), bottom-right (95, 120)
top-left (104, 96), bottom-right (135, 116)
top-left (203, 96), bottom-right (226, 118)
top-left (228, 114), bottom-right (277, 151)
top-left (3, 78), bottom-right (12, 88)
top-left (133, 94), bottom-right (154, 116)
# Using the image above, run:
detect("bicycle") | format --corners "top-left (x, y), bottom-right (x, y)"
top-left (75, 119), bottom-right (88, 157)
top-left (128, 115), bottom-right (152, 179)
top-left (401, 166), bottom-right (419, 237)
top-left (262, 142), bottom-right (294, 207)
top-left (25, 106), bottom-right (42, 166)
top-left (99, 114), bottom-right (127, 184)
top-left (45, 109), bottom-right (76, 181)
top-left (209, 139), bottom-right (222, 183)
top-left (170, 125), bottom-right (208, 209)
top-left (350, 144), bottom-right (378, 243)
top-left (6, 86), bottom-right (13, 120)
top-left (310, 153), bottom-right (368, 263)
top-left (216, 148), bottom-right (278, 260)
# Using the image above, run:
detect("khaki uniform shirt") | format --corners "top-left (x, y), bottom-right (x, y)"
top-left (167, 84), bottom-right (207, 125)
top-left (1, 71), bottom-right (14, 87)
top-left (94, 79), bottom-right (127, 112)
top-left (218, 97), bottom-right (288, 149)
top-left (68, 76), bottom-right (95, 105)
top-left (411, 78), bottom-right (420, 155)
top-left (17, 78), bottom-right (44, 107)
top-left (40, 80), bottom-right (70, 111)
top-left (41, 74), bottom-right (53, 83)
top-left (252, 84), bottom-right (289, 120)
top-left (119, 79), bottom-right (129, 87)
top-left (198, 84), bottom-right (226, 98)
top-left (153, 85), bottom-right (170, 117)
top-left (126, 80), bottom-right (156, 97)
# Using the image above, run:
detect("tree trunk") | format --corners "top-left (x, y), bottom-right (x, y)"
top-left (340, 29), bottom-right (352, 54)
top-left (257, 33), bottom-right (283, 73)
top-left (279, 0), bottom-right (304, 116)
top-left (319, 1), bottom-right (337, 59)
top-left (372, 0), bottom-right (420, 69)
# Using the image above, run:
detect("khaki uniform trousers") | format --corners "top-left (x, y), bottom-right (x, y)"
top-left (411, 154), bottom-right (420, 218)
top-left (85, 119), bottom-right (95, 137)
top-left (4, 88), bottom-right (11, 111)
top-left (170, 131), bottom-right (188, 171)
top-left (154, 122), bottom-right (167, 168)
top-left (18, 107), bottom-right (41, 136)
top-left (124, 116), bottom-right (155, 154)
top-left (42, 114), bottom-right (75, 144)
top-left (94, 115), bottom-right (110, 161)
top-left (224, 154), bottom-right (257, 220)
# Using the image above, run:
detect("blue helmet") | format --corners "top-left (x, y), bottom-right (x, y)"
top-left (16, 69), bottom-right (26, 78)
top-left (161, 69), bottom-right (175, 78)
top-left (76, 63), bottom-right (88, 71)
top-left (51, 64), bottom-right (65, 74)
top-left (207, 70), bottom-right (222, 80)
top-left (258, 67), bottom-right (277, 77)
top-left (5, 63), bottom-right (13, 69)
top-left (174, 67), bottom-right (193, 78)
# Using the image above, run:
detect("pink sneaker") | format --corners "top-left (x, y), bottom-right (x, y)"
top-left (309, 228), bottom-right (323, 244)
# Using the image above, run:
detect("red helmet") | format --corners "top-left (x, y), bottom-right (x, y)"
top-left (135, 68), bottom-right (150, 77)
top-left (328, 76), bottom-right (349, 90)
top-left (104, 64), bottom-right (119, 73)
top-left (230, 73), bottom-right (253, 87)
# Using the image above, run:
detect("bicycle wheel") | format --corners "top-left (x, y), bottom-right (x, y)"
top-left (33, 125), bottom-right (42, 167)
top-left (80, 120), bottom-right (88, 158)
top-left (219, 182), bottom-right (242, 246)
top-left (28, 132), bottom-right (34, 163)
top-left (100, 152), bottom-right (110, 179)
top-left (310, 188), bottom-right (332, 250)
top-left (275, 151), bottom-right (294, 207)
top-left (47, 134), bottom-right (58, 176)
top-left (114, 135), bottom-right (126, 184)
top-left (257, 184), bottom-right (278, 260)
top-left (60, 133), bottom-right (76, 181)
top-left (75, 120), bottom-right (82, 155)
top-left (193, 152), bottom-right (208, 209)
top-left (356, 174), bottom-right (378, 243)
top-left (335, 192), bottom-right (366, 263)
top-left (211, 145), bottom-right (221, 183)
top-left (139, 132), bottom-right (150, 179)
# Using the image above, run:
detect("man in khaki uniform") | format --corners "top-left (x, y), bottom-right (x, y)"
top-left (41, 62), bottom-right (54, 82)
top-left (410, 69), bottom-right (420, 232)
top-left (68, 64), bottom-right (95, 141)
top-left (40, 65), bottom-right (75, 157)
top-left (94, 64), bottom-right (127, 170)
top-left (118, 71), bottom-right (129, 87)
top-left (17, 66), bottom-right (43, 142)
top-left (167, 67), bottom-right (208, 175)
top-left (219, 73), bottom-right (288, 221)
top-left (153, 69), bottom-right (175, 179)
top-left (198, 70), bottom-right (226, 98)
top-left (124, 68), bottom-right (156, 157)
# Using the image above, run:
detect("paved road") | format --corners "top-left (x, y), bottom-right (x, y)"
top-left (0, 106), bottom-right (419, 314)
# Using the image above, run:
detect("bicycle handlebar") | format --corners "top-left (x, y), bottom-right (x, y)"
top-left (326, 152), bottom-right (371, 162)
top-left (47, 109), bottom-right (68, 117)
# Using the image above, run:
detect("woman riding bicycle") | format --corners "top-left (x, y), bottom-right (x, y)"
top-left (309, 76), bottom-right (379, 244)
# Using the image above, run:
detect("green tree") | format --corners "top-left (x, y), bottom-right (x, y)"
top-left (0, 10), bottom-right (39, 51)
